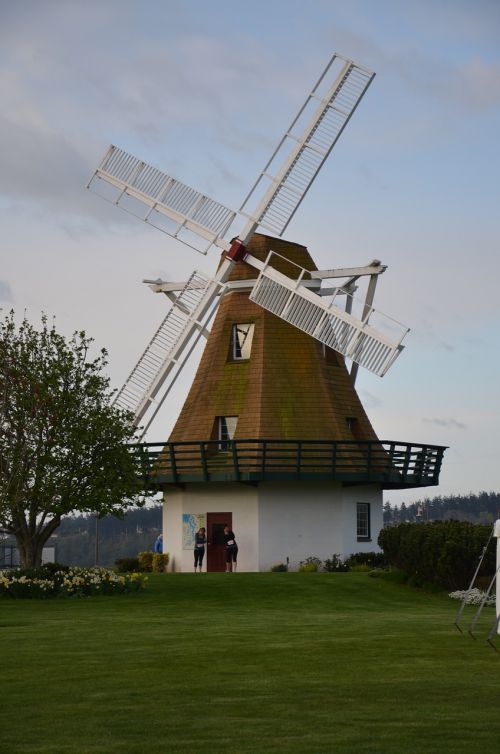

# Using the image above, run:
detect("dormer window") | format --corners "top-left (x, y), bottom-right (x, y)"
top-left (218, 416), bottom-right (238, 450)
top-left (231, 324), bottom-right (254, 360)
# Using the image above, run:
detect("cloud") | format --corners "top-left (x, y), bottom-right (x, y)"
top-left (458, 58), bottom-right (500, 109)
top-left (422, 417), bottom-right (467, 430)
top-left (409, 319), bottom-right (456, 353)
top-left (325, 13), bottom-right (500, 160)
top-left (394, 54), bottom-right (500, 112)
top-left (0, 114), bottom-right (85, 203)
top-left (0, 7), bottom-right (286, 226)
top-left (0, 281), bottom-right (14, 302)
top-left (358, 389), bottom-right (383, 410)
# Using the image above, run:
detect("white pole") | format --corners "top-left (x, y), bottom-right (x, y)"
top-left (495, 519), bottom-right (500, 634)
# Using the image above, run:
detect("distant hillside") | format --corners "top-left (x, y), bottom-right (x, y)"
top-left (49, 505), bottom-right (163, 567)
top-left (384, 491), bottom-right (500, 526)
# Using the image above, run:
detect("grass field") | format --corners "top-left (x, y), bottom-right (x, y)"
top-left (0, 572), bottom-right (499, 753)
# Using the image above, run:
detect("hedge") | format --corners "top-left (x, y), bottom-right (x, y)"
top-left (378, 521), bottom-right (495, 590)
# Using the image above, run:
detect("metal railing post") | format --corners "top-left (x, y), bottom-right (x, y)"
top-left (231, 441), bottom-right (240, 481)
top-left (200, 442), bottom-right (209, 481)
top-left (167, 443), bottom-right (179, 484)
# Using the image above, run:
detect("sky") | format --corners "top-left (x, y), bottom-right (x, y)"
top-left (1, 0), bottom-right (499, 507)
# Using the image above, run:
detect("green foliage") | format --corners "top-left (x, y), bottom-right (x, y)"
top-left (0, 566), bottom-right (145, 598)
top-left (18, 562), bottom-right (71, 579)
top-left (270, 563), bottom-right (288, 572)
top-left (152, 553), bottom-right (169, 572)
top-left (378, 521), bottom-right (495, 590)
top-left (0, 311), bottom-right (155, 568)
top-left (299, 556), bottom-right (322, 572)
top-left (298, 552), bottom-right (386, 573)
top-left (115, 557), bottom-right (140, 573)
top-left (138, 551), bottom-right (154, 572)
top-left (323, 554), bottom-right (349, 572)
top-left (345, 551), bottom-right (387, 569)
top-left (384, 491), bottom-right (500, 525)
top-left (368, 568), bottom-right (408, 584)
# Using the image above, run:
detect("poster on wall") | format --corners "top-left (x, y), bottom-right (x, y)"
top-left (182, 513), bottom-right (206, 549)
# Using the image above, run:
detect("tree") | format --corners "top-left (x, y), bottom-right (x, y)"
top-left (0, 312), bottom-right (153, 568)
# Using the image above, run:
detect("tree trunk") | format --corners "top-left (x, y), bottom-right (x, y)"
top-left (15, 516), bottom-right (62, 569)
top-left (16, 535), bottom-right (47, 569)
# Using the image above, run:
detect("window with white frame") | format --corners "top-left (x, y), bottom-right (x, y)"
top-left (218, 416), bottom-right (238, 450)
top-left (356, 502), bottom-right (371, 541)
top-left (231, 323), bottom-right (254, 360)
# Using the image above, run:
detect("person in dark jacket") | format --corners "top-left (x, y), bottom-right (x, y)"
top-left (223, 524), bottom-right (238, 572)
top-left (194, 527), bottom-right (207, 573)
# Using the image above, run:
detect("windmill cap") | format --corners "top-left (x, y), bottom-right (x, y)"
top-left (221, 232), bottom-right (317, 283)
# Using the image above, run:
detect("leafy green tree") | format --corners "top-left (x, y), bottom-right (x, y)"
top-left (0, 312), bottom-right (153, 568)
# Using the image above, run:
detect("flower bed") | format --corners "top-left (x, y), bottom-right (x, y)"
top-left (0, 566), bottom-right (146, 599)
top-left (448, 588), bottom-right (495, 606)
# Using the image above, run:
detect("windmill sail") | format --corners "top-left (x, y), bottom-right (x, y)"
top-left (88, 55), bottom-right (374, 257)
top-left (87, 146), bottom-right (235, 255)
top-left (114, 264), bottom-right (231, 426)
top-left (248, 252), bottom-right (408, 377)
top-left (87, 51), bottom-right (404, 430)
top-left (238, 54), bottom-right (374, 240)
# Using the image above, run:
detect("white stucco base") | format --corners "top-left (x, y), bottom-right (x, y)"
top-left (163, 481), bottom-right (382, 572)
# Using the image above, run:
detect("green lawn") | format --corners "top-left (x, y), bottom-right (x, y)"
top-left (0, 572), bottom-right (498, 753)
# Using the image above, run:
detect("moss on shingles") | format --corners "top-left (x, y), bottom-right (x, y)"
top-left (212, 363), bottom-right (250, 412)
top-left (168, 233), bottom-right (380, 444)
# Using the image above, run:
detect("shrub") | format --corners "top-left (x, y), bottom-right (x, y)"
top-left (323, 554), bottom-right (349, 572)
top-left (368, 569), bottom-right (408, 584)
top-left (18, 562), bottom-right (71, 579)
top-left (378, 521), bottom-right (495, 590)
top-left (137, 551), bottom-right (154, 572)
top-left (345, 551), bottom-right (387, 569)
top-left (299, 556), bottom-right (322, 572)
top-left (115, 557), bottom-right (140, 573)
top-left (271, 563), bottom-right (288, 572)
top-left (152, 553), bottom-right (169, 573)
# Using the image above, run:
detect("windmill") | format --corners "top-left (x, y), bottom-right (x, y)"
top-left (88, 52), bottom-right (446, 572)
top-left (88, 53), bottom-right (408, 433)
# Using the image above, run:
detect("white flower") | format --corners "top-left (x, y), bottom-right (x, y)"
top-left (449, 588), bottom-right (496, 606)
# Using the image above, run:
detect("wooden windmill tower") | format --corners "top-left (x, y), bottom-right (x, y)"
top-left (88, 53), bottom-right (446, 571)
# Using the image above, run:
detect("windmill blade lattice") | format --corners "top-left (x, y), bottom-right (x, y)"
top-left (238, 54), bottom-right (374, 240)
top-left (88, 146), bottom-right (236, 255)
top-left (248, 252), bottom-right (408, 377)
top-left (114, 268), bottom-right (227, 424)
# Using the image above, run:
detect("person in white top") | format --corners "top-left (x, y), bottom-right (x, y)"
top-left (223, 524), bottom-right (238, 572)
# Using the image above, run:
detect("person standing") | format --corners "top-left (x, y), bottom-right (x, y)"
top-left (154, 534), bottom-right (163, 553)
top-left (194, 527), bottom-right (207, 573)
top-left (223, 524), bottom-right (238, 572)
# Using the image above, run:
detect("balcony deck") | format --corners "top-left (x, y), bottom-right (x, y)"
top-left (133, 439), bottom-right (447, 489)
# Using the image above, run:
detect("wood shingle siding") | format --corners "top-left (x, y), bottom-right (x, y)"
top-left (168, 234), bottom-right (379, 446)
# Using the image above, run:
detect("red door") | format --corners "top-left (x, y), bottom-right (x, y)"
top-left (207, 513), bottom-right (232, 572)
